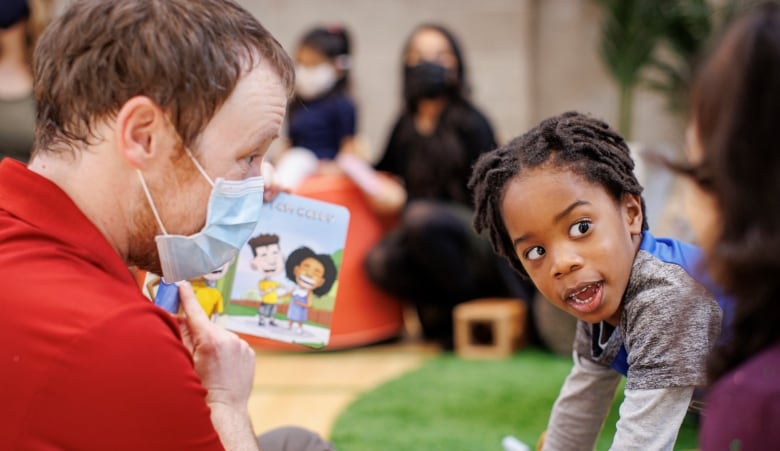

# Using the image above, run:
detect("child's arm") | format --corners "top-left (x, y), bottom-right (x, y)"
top-left (612, 386), bottom-right (694, 449)
top-left (606, 252), bottom-right (721, 449)
top-left (542, 351), bottom-right (621, 450)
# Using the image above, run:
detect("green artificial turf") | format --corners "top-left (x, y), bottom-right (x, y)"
top-left (330, 348), bottom-right (699, 451)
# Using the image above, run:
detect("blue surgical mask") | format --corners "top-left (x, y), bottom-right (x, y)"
top-left (137, 149), bottom-right (264, 282)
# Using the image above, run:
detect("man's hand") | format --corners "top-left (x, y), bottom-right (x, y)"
top-left (261, 160), bottom-right (286, 203)
top-left (177, 282), bottom-right (260, 450)
top-left (177, 282), bottom-right (255, 409)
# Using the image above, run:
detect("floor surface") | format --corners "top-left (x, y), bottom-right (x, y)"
top-left (248, 326), bottom-right (439, 439)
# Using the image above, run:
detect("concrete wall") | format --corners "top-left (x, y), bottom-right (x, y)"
top-left (52, 0), bottom-right (687, 158)
top-left (238, 0), bottom-right (690, 233)
top-left (237, 0), bottom-right (536, 161)
top-left (237, 0), bottom-right (686, 161)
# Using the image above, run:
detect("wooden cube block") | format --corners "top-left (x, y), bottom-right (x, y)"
top-left (454, 298), bottom-right (527, 359)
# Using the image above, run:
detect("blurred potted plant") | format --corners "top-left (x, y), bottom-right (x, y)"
top-left (644, 0), bottom-right (741, 116)
top-left (595, 0), bottom-right (741, 138)
top-left (595, 0), bottom-right (670, 139)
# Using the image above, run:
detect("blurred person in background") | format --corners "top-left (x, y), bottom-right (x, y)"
top-left (364, 23), bottom-right (535, 349)
top-left (0, 0), bottom-right (53, 163)
top-left (670, 2), bottom-right (780, 448)
top-left (274, 24), bottom-right (360, 189)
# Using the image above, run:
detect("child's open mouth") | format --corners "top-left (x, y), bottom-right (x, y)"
top-left (565, 281), bottom-right (603, 313)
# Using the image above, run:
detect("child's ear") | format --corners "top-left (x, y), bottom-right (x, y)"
top-left (623, 193), bottom-right (643, 234)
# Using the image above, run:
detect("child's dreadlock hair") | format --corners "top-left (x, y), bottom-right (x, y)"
top-left (469, 111), bottom-right (648, 277)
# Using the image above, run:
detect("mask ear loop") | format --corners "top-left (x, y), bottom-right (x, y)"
top-left (164, 113), bottom-right (215, 188)
top-left (184, 148), bottom-right (216, 188)
top-left (136, 170), bottom-right (168, 235)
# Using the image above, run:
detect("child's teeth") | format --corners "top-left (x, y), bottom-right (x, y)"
top-left (569, 283), bottom-right (596, 303)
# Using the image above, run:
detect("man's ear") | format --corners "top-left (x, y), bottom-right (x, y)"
top-left (114, 96), bottom-right (171, 170)
top-left (623, 193), bottom-right (643, 234)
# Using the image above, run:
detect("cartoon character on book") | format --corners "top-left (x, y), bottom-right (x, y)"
top-left (248, 233), bottom-right (287, 326)
top-left (144, 263), bottom-right (228, 319)
top-left (285, 246), bottom-right (338, 334)
top-left (190, 262), bottom-right (230, 322)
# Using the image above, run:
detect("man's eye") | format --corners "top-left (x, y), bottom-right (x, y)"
top-left (524, 246), bottom-right (546, 261)
top-left (569, 220), bottom-right (592, 238)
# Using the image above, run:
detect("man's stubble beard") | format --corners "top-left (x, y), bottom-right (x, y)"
top-left (127, 159), bottom-right (209, 277)
top-left (126, 193), bottom-right (164, 276)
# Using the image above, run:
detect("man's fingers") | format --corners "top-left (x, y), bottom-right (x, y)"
top-left (261, 160), bottom-right (285, 201)
top-left (261, 160), bottom-right (275, 182)
top-left (178, 281), bottom-right (211, 330)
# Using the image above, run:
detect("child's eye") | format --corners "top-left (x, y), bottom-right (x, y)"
top-left (569, 220), bottom-right (592, 238)
top-left (524, 246), bottom-right (546, 261)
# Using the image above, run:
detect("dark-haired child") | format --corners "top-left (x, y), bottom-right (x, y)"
top-left (275, 25), bottom-right (357, 189)
top-left (469, 111), bottom-right (725, 449)
top-left (284, 246), bottom-right (338, 334)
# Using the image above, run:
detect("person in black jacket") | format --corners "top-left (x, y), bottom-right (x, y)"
top-left (366, 23), bottom-right (535, 349)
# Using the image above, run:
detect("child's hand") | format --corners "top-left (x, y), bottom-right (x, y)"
top-left (367, 173), bottom-right (407, 216)
top-left (536, 430), bottom-right (546, 450)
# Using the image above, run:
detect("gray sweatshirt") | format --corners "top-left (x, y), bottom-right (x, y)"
top-left (542, 248), bottom-right (722, 450)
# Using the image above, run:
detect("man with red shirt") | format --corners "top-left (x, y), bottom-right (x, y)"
top-left (0, 0), bottom-right (332, 449)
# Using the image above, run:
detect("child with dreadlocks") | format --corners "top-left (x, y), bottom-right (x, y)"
top-left (469, 111), bottom-right (726, 450)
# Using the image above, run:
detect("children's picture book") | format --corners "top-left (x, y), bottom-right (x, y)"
top-left (215, 192), bottom-right (350, 349)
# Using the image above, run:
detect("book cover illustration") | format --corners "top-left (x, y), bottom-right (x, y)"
top-left (217, 192), bottom-right (350, 348)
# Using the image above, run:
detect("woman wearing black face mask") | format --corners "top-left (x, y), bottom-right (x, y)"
top-left (404, 60), bottom-right (452, 101)
top-left (365, 24), bottom-right (536, 350)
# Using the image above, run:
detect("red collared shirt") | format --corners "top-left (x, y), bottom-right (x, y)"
top-left (0, 158), bottom-right (224, 450)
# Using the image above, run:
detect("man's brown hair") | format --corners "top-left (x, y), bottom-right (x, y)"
top-left (32, 0), bottom-right (294, 155)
